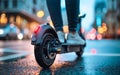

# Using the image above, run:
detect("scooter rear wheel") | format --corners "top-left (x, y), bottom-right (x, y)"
top-left (34, 33), bottom-right (56, 68)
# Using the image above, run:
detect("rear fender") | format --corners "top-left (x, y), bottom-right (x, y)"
top-left (31, 24), bottom-right (58, 45)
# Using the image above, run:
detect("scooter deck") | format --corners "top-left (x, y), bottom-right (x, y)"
top-left (60, 43), bottom-right (83, 53)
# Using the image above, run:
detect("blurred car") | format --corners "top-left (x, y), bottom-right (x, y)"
top-left (0, 23), bottom-right (20, 40)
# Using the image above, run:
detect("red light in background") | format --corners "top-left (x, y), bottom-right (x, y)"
top-left (90, 28), bottom-right (96, 34)
top-left (117, 29), bottom-right (120, 35)
top-left (91, 49), bottom-right (97, 54)
top-left (86, 33), bottom-right (90, 39)
top-left (86, 33), bottom-right (96, 40)
top-left (81, 28), bottom-right (85, 33)
top-left (34, 25), bottom-right (40, 34)
top-left (97, 34), bottom-right (102, 40)
top-left (90, 33), bottom-right (96, 40)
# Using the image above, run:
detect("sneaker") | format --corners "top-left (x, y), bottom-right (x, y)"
top-left (67, 32), bottom-right (85, 45)
top-left (57, 31), bottom-right (65, 43)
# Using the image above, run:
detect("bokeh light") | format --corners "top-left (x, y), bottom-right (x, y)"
top-left (37, 10), bottom-right (44, 18)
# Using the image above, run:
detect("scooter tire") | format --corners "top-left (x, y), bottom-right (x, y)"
top-left (34, 33), bottom-right (56, 69)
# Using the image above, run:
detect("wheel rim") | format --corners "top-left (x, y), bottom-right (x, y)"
top-left (47, 41), bottom-right (56, 59)
top-left (42, 33), bottom-right (56, 65)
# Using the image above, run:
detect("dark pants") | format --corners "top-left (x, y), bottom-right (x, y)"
top-left (46, 0), bottom-right (80, 32)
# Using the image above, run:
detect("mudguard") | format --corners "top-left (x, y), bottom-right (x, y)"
top-left (31, 24), bottom-right (58, 45)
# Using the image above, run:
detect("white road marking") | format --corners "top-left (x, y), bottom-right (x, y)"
top-left (83, 53), bottom-right (120, 56)
top-left (1, 47), bottom-right (120, 61)
top-left (0, 48), bottom-right (32, 61)
top-left (0, 48), bottom-right (28, 53)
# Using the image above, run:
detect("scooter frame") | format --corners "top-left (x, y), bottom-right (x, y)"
top-left (31, 14), bottom-right (86, 69)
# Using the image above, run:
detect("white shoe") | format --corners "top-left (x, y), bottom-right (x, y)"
top-left (57, 31), bottom-right (65, 43)
top-left (67, 32), bottom-right (85, 45)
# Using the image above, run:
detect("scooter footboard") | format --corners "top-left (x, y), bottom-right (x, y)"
top-left (61, 43), bottom-right (83, 53)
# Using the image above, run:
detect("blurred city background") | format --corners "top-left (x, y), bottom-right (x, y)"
top-left (0, 0), bottom-right (120, 40)
top-left (1, 0), bottom-right (120, 74)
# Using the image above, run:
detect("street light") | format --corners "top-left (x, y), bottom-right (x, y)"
top-left (36, 10), bottom-right (44, 18)
top-left (0, 13), bottom-right (8, 24)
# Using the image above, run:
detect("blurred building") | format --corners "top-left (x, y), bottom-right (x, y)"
top-left (94, 0), bottom-right (107, 27)
top-left (93, 0), bottom-right (120, 39)
top-left (0, 0), bottom-right (49, 34)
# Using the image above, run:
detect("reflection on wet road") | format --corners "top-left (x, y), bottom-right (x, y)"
top-left (0, 40), bottom-right (120, 75)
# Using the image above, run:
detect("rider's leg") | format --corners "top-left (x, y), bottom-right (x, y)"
top-left (65, 0), bottom-right (85, 44)
top-left (46, 0), bottom-right (64, 43)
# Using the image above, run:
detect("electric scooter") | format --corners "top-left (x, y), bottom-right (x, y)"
top-left (31, 14), bottom-right (86, 69)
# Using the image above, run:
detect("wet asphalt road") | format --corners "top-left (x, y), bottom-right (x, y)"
top-left (0, 40), bottom-right (120, 75)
